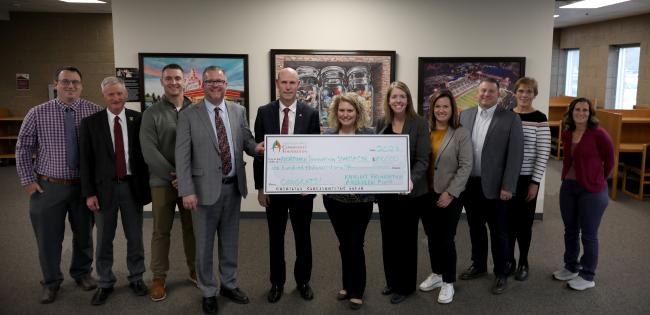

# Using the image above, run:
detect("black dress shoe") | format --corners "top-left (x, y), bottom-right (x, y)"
top-left (298, 283), bottom-right (314, 301)
top-left (75, 274), bottom-right (97, 291)
top-left (40, 286), bottom-right (59, 304)
top-left (381, 286), bottom-right (394, 295)
top-left (267, 285), bottom-right (283, 303)
top-left (129, 279), bottom-right (148, 296)
top-left (515, 265), bottom-right (529, 281)
top-left (91, 287), bottom-right (114, 305)
top-left (220, 287), bottom-right (250, 304)
top-left (459, 265), bottom-right (487, 280)
top-left (202, 296), bottom-right (218, 315)
top-left (336, 289), bottom-right (349, 300)
top-left (390, 293), bottom-right (409, 304)
top-left (492, 277), bottom-right (508, 295)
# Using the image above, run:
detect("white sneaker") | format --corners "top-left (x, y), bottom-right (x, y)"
top-left (437, 282), bottom-right (454, 304)
top-left (419, 273), bottom-right (442, 292)
top-left (567, 276), bottom-right (595, 291)
top-left (553, 268), bottom-right (579, 281)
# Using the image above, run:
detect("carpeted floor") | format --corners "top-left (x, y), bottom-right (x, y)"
top-left (0, 159), bottom-right (649, 314)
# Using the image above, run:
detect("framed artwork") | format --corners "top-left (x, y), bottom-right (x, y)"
top-left (418, 57), bottom-right (526, 117)
top-left (138, 53), bottom-right (249, 114)
top-left (270, 49), bottom-right (396, 127)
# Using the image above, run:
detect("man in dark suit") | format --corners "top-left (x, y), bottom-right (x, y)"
top-left (175, 66), bottom-right (260, 315)
top-left (253, 67), bottom-right (320, 303)
top-left (80, 76), bottom-right (152, 305)
top-left (458, 78), bottom-right (523, 294)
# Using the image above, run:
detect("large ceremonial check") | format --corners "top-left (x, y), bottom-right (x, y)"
top-left (264, 135), bottom-right (410, 194)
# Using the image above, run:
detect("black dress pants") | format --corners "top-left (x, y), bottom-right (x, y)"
top-left (508, 175), bottom-right (537, 267)
top-left (266, 194), bottom-right (313, 287)
top-left (378, 194), bottom-right (426, 295)
top-left (421, 192), bottom-right (463, 283)
top-left (324, 197), bottom-right (373, 299)
top-left (461, 177), bottom-right (510, 277)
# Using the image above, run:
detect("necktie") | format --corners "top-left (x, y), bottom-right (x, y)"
top-left (281, 107), bottom-right (290, 134)
top-left (64, 107), bottom-right (78, 169)
top-left (215, 107), bottom-right (232, 175)
top-left (114, 116), bottom-right (127, 179)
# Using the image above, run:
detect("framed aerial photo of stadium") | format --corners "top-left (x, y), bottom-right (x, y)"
top-left (270, 49), bottom-right (396, 127)
top-left (417, 57), bottom-right (525, 117)
top-left (138, 53), bottom-right (249, 114)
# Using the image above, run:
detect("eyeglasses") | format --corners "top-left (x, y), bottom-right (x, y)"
top-left (204, 79), bottom-right (226, 86)
top-left (58, 79), bottom-right (82, 86)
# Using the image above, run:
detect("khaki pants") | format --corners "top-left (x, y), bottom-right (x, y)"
top-left (150, 186), bottom-right (196, 279)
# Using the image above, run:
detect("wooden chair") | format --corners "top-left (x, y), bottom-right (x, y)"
top-left (548, 96), bottom-right (576, 160)
top-left (621, 144), bottom-right (650, 200)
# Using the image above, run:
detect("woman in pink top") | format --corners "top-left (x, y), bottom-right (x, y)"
top-left (553, 98), bottom-right (614, 291)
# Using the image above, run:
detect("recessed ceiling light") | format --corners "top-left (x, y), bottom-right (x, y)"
top-left (560, 0), bottom-right (631, 9)
top-left (59, 0), bottom-right (107, 4)
top-left (554, 14), bottom-right (560, 18)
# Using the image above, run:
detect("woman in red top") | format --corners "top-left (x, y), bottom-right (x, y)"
top-left (553, 98), bottom-right (614, 291)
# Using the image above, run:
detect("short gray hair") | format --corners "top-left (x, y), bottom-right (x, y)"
top-left (100, 76), bottom-right (125, 91)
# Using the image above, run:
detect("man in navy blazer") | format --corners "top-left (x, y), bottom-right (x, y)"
top-left (458, 78), bottom-right (523, 294)
top-left (253, 68), bottom-right (320, 303)
top-left (80, 77), bottom-right (151, 305)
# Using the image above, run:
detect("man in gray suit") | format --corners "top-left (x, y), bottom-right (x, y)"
top-left (175, 66), bottom-right (260, 315)
top-left (458, 78), bottom-right (523, 295)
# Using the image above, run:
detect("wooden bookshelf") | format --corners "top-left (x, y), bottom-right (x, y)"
top-left (0, 108), bottom-right (23, 162)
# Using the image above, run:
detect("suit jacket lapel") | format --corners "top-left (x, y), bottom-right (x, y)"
top-left (402, 117), bottom-right (413, 135)
top-left (226, 102), bottom-right (239, 150)
top-left (271, 101), bottom-right (281, 133)
top-left (465, 107), bottom-right (478, 132)
top-left (294, 102), bottom-right (306, 134)
top-left (125, 109), bottom-right (137, 161)
top-left (435, 128), bottom-right (455, 166)
top-left (99, 110), bottom-right (115, 160)
top-left (197, 101), bottom-right (221, 153)
top-left (484, 106), bottom-right (503, 145)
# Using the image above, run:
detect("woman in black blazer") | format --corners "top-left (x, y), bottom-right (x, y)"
top-left (375, 81), bottom-right (431, 304)
top-left (322, 92), bottom-right (374, 310)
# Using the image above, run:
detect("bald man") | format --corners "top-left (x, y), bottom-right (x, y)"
top-left (253, 68), bottom-right (320, 303)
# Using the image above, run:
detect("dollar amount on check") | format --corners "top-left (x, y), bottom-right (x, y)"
top-left (264, 135), bottom-right (410, 194)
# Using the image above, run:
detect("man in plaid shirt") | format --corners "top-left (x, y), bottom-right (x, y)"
top-left (16, 66), bottom-right (102, 304)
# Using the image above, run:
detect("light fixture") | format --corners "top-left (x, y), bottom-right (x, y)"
top-left (59, 0), bottom-right (106, 4)
top-left (554, 14), bottom-right (560, 18)
top-left (560, 0), bottom-right (631, 9)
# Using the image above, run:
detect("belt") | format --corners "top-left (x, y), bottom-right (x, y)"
top-left (222, 176), bottom-right (236, 184)
top-left (37, 174), bottom-right (80, 185)
top-left (113, 175), bottom-right (133, 183)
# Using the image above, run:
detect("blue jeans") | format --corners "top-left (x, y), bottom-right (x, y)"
top-left (559, 180), bottom-right (608, 281)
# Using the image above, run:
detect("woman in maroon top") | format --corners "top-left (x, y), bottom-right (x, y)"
top-left (553, 98), bottom-right (614, 291)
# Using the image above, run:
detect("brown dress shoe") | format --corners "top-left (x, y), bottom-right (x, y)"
top-left (40, 286), bottom-right (59, 304)
top-left (76, 275), bottom-right (97, 291)
top-left (150, 278), bottom-right (166, 301)
top-left (189, 271), bottom-right (198, 286)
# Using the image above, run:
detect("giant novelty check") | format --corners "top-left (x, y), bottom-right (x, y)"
top-left (264, 135), bottom-right (410, 194)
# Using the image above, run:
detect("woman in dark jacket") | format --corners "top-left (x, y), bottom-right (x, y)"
top-left (375, 81), bottom-right (431, 304)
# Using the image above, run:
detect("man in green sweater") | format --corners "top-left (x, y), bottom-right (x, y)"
top-left (139, 64), bottom-right (196, 301)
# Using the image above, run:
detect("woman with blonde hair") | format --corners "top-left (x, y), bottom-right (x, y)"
top-left (322, 92), bottom-right (374, 310)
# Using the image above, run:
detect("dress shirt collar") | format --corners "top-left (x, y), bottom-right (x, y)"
top-left (55, 98), bottom-right (81, 112)
top-left (279, 100), bottom-right (297, 113)
top-left (107, 107), bottom-right (127, 122)
top-left (477, 104), bottom-right (497, 117)
top-left (205, 98), bottom-right (226, 113)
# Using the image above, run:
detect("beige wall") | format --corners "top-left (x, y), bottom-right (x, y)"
top-left (0, 12), bottom-right (114, 116)
top-left (557, 13), bottom-right (650, 107)
top-left (112, 0), bottom-right (554, 213)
